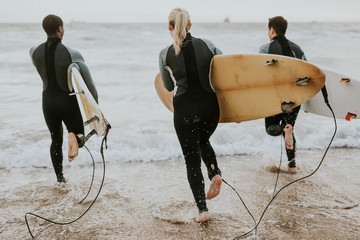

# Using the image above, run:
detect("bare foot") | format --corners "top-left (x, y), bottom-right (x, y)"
top-left (68, 132), bottom-right (79, 162)
top-left (55, 180), bottom-right (66, 189)
top-left (206, 175), bottom-right (222, 200)
top-left (195, 211), bottom-right (209, 223)
top-left (284, 124), bottom-right (294, 150)
top-left (288, 167), bottom-right (297, 174)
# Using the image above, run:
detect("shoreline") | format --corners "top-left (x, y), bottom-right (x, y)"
top-left (1, 148), bottom-right (359, 239)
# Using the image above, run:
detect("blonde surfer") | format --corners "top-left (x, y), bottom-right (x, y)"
top-left (159, 8), bottom-right (223, 223)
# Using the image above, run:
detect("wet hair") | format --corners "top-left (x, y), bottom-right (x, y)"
top-left (168, 8), bottom-right (191, 55)
top-left (268, 16), bottom-right (287, 36)
top-left (42, 14), bottom-right (63, 35)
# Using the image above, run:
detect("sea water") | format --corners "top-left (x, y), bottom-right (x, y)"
top-left (1, 22), bottom-right (360, 168)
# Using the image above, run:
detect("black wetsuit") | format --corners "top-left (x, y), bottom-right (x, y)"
top-left (30, 38), bottom-right (97, 182)
top-left (159, 33), bottom-right (222, 213)
top-left (259, 35), bottom-right (307, 167)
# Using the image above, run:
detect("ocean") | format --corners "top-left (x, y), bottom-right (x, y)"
top-left (1, 22), bottom-right (360, 168)
top-left (0, 22), bottom-right (360, 240)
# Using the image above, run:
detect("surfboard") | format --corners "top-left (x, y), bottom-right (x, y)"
top-left (302, 68), bottom-right (360, 121)
top-left (69, 66), bottom-right (108, 136)
top-left (156, 54), bottom-right (325, 123)
top-left (155, 73), bottom-right (174, 112)
top-left (210, 54), bottom-right (325, 122)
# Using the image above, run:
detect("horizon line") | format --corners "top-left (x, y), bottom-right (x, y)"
top-left (1, 20), bottom-right (360, 24)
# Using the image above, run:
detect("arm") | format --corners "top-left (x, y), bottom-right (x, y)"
top-left (159, 47), bottom-right (175, 92)
top-left (259, 43), bottom-right (270, 54)
top-left (29, 46), bottom-right (37, 64)
top-left (201, 38), bottom-right (223, 55)
top-left (67, 47), bottom-right (99, 103)
top-left (301, 52), bottom-right (307, 61)
top-left (289, 41), bottom-right (307, 61)
top-left (77, 61), bottom-right (98, 103)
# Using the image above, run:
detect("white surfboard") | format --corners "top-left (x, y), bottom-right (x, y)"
top-left (302, 68), bottom-right (360, 121)
top-left (69, 66), bottom-right (108, 136)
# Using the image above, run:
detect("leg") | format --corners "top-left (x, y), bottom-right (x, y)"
top-left (283, 106), bottom-right (300, 151)
top-left (283, 106), bottom-right (300, 172)
top-left (283, 124), bottom-right (294, 150)
top-left (199, 108), bottom-right (222, 200)
top-left (265, 113), bottom-right (284, 137)
top-left (62, 95), bottom-right (84, 162)
top-left (173, 97), bottom-right (208, 214)
top-left (285, 134), bottom-right (297, 173)
top-left (49, 126), bottom-right (65, 182)
top-left (68, 132), bottom-right (79, 162)
top-left (177, 129), bottom-right (208, 213)
top-left (283, 106), bottom-right (301, 127)
top-left (43, 103), bottom-right (65, 182)
top-left (199, 141), bottom-right (221, 179)
top-left (196, 212), bottom-right (209, 223)
top-left (198, 94), bottom-right (221, 179)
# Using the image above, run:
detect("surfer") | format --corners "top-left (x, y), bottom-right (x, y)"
top-left (259, 16), bottom-right (307, 174)
top-left (30, 15), bottom-right (98, 184)
top-left (159, 8), bottom-right (223, 223)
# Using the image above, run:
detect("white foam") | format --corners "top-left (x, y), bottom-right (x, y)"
top-left (1, 22), bottom-right (360, 168)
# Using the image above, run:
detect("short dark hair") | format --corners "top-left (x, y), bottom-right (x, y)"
top-left (42, 14), bottom-right (63, 35)
top-left (268, 16), bottom-right (287, 36)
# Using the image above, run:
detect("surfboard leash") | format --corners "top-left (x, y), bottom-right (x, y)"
top-left (78, 145), bottom-right (95, 204)
top-left (229, 88), bottom-right (337, 240)
top-left (221, 138), bottom-right (283, 239)
top-left (25, 123), bottom-right (110, 238)
top-left (221, 178), bottom-right (258, 237)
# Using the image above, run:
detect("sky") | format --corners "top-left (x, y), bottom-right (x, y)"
top-left (0, 0), bottom-right (360, 23)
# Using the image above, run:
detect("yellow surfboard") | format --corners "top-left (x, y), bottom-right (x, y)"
top-left (155, 54), bottom-right (326, 123)
top-left (155, 73), bottom-right (174, 112)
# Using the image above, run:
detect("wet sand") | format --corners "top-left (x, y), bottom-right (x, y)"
top-left (0, 148), bottom-right (359, 239)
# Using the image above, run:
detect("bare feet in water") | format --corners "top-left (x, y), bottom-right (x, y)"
top-left (284, 124), bottom-right (294, 150)
top-left (288, 167), bottom-right (297, 174)
top-left (206, 174), bottom-right (222, 200)
top-left (68, 132), bottom-right (79, 162)
top-left (55, 181), bottom-right (66, 189)
top-left (195, 211), bottom-right (209, 223)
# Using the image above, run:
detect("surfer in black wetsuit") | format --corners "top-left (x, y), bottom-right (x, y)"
top-left (30, 15), bottom-right (98, 184)
top-left (159, 8), bottom-right (223, 223)
top-left (259, 16), bottom-right (307, 174)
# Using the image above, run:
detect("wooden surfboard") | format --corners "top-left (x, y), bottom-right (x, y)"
top-left (302, 68), bottom-right (360, 121)
top-left (69, 66), bottom-right (108, 136)
top-left (211, 54), bottom-right (325, 122)
top-left (155, 54), bottom-right (326, 123)
top-left (154, 73), bottom-right (174, 112)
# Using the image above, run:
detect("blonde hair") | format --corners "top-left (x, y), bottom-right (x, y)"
top-left (168, 8), bottom-right (191, 55)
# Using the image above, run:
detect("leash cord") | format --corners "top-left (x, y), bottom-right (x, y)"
top-left (273, 137), bottom-right (283, 199)
top-left (227, 103), bottom-right (336, 239)
top-left (222, 178), bottom-right (257, 236)
top-left (78, 145), bottom-right (95, 204)
top-left (25, 125), bottom-right (110, 238)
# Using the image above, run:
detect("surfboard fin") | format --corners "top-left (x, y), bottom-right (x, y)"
top-left (339, 78), bottom-right (350, 84)
top-left (264, 59), bottom-right (277, 66)
top-left (345, 112), bottom-right (357, 121)
top-left (281, 101), bottom-right (294, 113)
top-left (84, 116), bottom-right (100, 126)
top-left (84, 129), bottom-right (97, 143)
top-left (69, 90), bottom-right (85, 96)
top-left (296, 77), bottom-right (310, 86)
